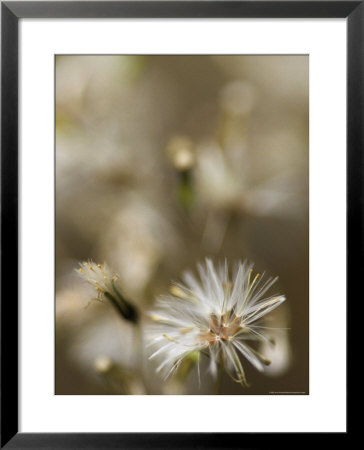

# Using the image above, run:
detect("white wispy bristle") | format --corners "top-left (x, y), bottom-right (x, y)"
top-left (147, 258), bottom-right (286, 387)
top-left (76, 261), bottom-right (139, 324)
top-left (76, 261), bottom-right (118, 301)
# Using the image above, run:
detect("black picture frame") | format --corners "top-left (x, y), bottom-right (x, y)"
top-left (1, 1), bottom-right (355, 448)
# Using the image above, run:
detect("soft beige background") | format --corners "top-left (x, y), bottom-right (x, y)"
top-left (55, 54), bottom-right (308, 395)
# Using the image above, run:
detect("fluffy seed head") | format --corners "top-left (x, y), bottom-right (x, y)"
top-left (77, 261), bottom-right (138, 323)
top-left (147, 258), bottom-right (286, 386)
top-left (77, 261), bottom-right (118, 300)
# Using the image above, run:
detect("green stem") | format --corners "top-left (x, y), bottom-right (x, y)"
top-left (134, 321), bottom-right (151, 395)
top-left (214, 360), bottom-right (224, 395)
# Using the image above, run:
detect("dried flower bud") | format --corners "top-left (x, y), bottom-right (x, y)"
top-left (77, 261), bottom-right (138, 324)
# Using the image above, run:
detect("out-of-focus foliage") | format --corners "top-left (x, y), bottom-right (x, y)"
top-left (56, 56), bottom-right (308, 395)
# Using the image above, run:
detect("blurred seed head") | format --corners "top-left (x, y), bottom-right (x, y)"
top-left (69, 314), bottom-right (137, 372)
top-left (99, 196), bottom-right (178, 299)
top-left (196, 140), bottom-right (242, 208)
top-left (94, 355), bottom-right (113, 374)
top-left (166, 136), bottom-right (195, 171)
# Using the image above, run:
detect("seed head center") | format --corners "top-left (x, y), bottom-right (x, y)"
top-left (201, 312), bottom-right (242, 345)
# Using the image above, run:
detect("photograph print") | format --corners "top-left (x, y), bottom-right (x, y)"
top-left (55, 55), bottom-right (308, 395)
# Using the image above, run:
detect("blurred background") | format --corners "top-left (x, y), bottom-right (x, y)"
top-left (56, 55), bottom-right (308, 395)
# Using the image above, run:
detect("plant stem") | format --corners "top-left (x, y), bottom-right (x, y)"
top-left (214, 360), bottom-right (224, 395)
top-left (134, 321), bottom-right (151, 394)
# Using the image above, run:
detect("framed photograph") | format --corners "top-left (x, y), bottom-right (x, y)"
top-left (1, 1), bottom-right (354, 447)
